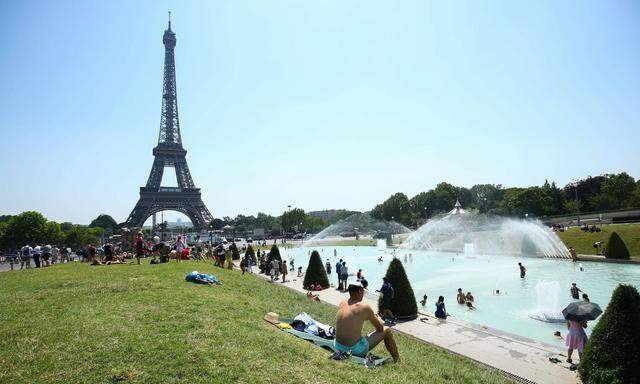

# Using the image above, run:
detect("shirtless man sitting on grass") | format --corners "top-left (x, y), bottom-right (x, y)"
top-left (334, 282), bottom-right (400, 362)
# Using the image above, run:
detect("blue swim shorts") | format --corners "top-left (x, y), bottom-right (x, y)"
top-left (334, 336), bottom-right (369, 357)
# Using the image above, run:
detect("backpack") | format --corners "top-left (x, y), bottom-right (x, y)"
top-left (22, 247), bottom-right (30, 256)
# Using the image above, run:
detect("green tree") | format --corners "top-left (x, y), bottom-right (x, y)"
top-left (281, 208), bottom-right (306, 232)
top-left (599, 172), bottom-right (636, 209)
top-left (89, 214), bottom-right (118, 235)
top-left (603, 232), bottom-right (630, 260)
top-left (378, 258), bottom-right (418, 320)
top-left (1, 211), bottom-right (48, 249)
top-left (563, 199), bottom-right (582, 215)
top-left (562, 176), bottom-right (607, 212)
top-left (578, 284), bottom-right (640, 384)
top-left (374, 192), bottom-right (413, 227)
top-left (303, 250), bottom-right (330, 289)
top-left (301, 215), bottom-right (329, 233)
top-left (43, 221), bottom-right (63, 245)
top-left (63, 226), bottom-right (102, 249)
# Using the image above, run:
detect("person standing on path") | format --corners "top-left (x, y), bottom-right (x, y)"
top-left (269, 258), bottom-right (279, 282)
top-left (20, 244), bottom-right (32, 269)
top-left (518, 262), bottom-right (526, 278)
top-left (42, 244), bottom-right (52, 267)
top-left (566, 320), bottom-right (588, 363)
top-left (376, 277), bottom-right (396, 322)
top-left (51, 245), bottom-right (59, 264)
top-left (280, 259), bottom-right (288, 283)
top-left (33, 244), bottom-right (42, 268)
top-left (335, 259), bottom-right (343, 288)
top-left (340, 262), bottom-right (349, 291)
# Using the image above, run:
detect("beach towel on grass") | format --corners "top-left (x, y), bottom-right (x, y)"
top-left (185, 271), bottom-right (219, 284)
top-left (266, 317), bottom-right (389, 368)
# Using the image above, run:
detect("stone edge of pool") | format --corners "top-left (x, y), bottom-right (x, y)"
top-left (251, 265), bottom-right (580, 384)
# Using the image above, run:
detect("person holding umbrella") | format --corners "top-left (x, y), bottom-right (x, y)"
top-left (565, 318), bottom-right (588, 363)
top-left (562, 299), bottom-right (603, 364)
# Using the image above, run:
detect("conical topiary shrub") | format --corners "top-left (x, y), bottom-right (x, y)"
top-left (378, 258), bottom-right (418, 320)
top-left (244, 245), bottom-right (255, 263)
top-left (603, 232), bottom-right (630, 260)
top-left (303, 250), bottom-right (330, 290)
top-left (264, 244), bottom-right (282, 275)
top-left (578, 284), bottom-right (640, 384)
top-left (230, 242), bottom-right (240, 260)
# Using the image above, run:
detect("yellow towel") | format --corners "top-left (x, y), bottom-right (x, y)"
top-left (277, 322), bottom-right (293, 330)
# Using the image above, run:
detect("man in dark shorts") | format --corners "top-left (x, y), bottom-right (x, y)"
top-left (135, 233), bottom-right (144, 264)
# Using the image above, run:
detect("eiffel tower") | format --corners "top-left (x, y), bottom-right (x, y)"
top-left (124, 14), bottom-right (213, 230)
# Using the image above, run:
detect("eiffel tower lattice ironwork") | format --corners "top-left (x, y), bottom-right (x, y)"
top-left (124, 15), bottom-right (213, 230)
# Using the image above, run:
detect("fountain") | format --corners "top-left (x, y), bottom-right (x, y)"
top-left (404, 201), bottom-right (570, 258)
top-left (303, 213), bottom-right (411, 246)
top-left (529, 280), bottom-right (565, 323)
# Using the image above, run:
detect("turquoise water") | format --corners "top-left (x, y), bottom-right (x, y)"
top-left (282, 246), bottom-right (640, 346)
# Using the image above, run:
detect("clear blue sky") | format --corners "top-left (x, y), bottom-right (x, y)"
top-left (1, 0), bottom-right (639, 224)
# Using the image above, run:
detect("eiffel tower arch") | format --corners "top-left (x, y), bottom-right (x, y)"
top-left (124, 15), bottom-right (213, 231)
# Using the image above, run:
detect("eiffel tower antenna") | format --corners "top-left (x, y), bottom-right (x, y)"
top-left (124, 16), bottom-right (213, 231)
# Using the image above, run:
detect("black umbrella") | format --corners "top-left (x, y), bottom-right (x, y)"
top-left (562, 301), bottom-right (603, 322)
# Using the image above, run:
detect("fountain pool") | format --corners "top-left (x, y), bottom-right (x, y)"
top-left (281, 246), bottom-right (640, 346)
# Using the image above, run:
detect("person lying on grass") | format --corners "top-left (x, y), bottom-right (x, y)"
top-left (335, 282), bottom-right (400, 362)
top-left (306, 291), bottom-right (320, 302)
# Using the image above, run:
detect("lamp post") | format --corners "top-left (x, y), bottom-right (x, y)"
top-left (571, 179), bottom-right (581, 226)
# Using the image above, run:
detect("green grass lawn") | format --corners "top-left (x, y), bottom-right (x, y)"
top-left (0, 262), bottom-right (511, 384)
top-left (556, 223), bottom-right (640, 258)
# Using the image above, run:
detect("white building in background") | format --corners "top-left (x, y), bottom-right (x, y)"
top-left (448, 200), bottom-right (468, 215)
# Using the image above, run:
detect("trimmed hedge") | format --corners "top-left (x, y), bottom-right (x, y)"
top-left (264, 244), bottom-right (282, 275)
top-left (229, 243), bottom-right (240, 260)
top-left (303, 250), bottom-right (330, 290)
top-left (578, 284), bottom-right (640, 384)
top-left (378, 258), bottom-right (418, 320)
top-left (604, 232), bottom-right (630, 260)
top-left (244, 245), bottom-right (255, 263)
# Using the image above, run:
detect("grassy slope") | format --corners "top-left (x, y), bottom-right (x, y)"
top-left (0, 262), bottom-right (510, 384)
top-left (556, 223), bottom-right (640, 257)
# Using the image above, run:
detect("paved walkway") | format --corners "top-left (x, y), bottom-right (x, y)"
top-left (255, 270), bottom-right (580, 384)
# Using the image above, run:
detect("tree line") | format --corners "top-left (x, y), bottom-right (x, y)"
top-left (0, 212), bottom-right (115, 252)
top-left (208, 209), bottom-right (359, 235)
top-left (371, 172), bottom-right (640, 227)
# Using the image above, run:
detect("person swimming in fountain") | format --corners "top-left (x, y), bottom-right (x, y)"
top-left (456, 288), bottom-right (466, 304)
top-left (465, 292), bottom-right (475, 309)
top-left (420, 294), bottom-right (427, 306)
top-left (377, 256), bottom-right (383, 262)
top-left (518, 262), bottom-right (526, 278)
